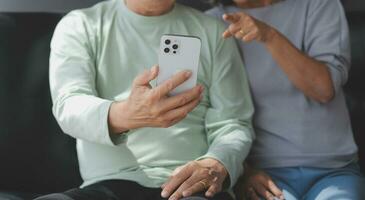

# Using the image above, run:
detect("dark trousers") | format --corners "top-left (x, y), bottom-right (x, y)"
top-left (34, 180), bottom-right (233, 200)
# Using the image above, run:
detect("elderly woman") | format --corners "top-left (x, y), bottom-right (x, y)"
top-left (207, 0), bottom-right (365, 199)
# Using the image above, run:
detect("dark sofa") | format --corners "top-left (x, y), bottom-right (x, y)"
top-left (0, 0), bottom-right (364, 199)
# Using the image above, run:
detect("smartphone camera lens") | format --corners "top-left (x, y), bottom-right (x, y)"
top-left (172, 44), bottom-right (179, 50)
top-left (164, 48), bottom-right (170, 53)
top-left (165, 39), bottom-right (171, 45)
top-left (173, 51), bottom-right (177, 54)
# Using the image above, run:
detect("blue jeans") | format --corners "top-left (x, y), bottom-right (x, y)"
top-left (263, 163), bottom-right (365, 200)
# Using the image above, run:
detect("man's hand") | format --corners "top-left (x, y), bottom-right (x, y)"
top-left (222, 12), bottom-right (276, 43)
top-left (108, 65), bottom-right (204, 134)
top-left (242, 166), bottom-right (284, 200)
top-left (161, 158), bottom-right (228, 200)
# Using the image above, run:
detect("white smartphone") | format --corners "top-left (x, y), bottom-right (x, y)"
top-left (157, 34), bottom-right (201, 96)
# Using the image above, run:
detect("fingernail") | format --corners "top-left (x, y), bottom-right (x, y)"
top-left (161, 191), bottom-right (168, 198)
top-left (185, 71), bottom-right (192, 78)
top-left (169, 196), bottom-right (177, 200)
top-left (206, 192), bottom-right (213, 197)
top-left (182, 191), bottom-right (190, 197)
top-left (199, 85), bottom-right (204, 92)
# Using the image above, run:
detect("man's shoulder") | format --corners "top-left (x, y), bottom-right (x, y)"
top-left (177, 4), bottom-right (222, 24)
top-left (176, 4), bottom-right (227, 33)
top-left (61, 0), bottom-right (117, 26)
top-left (205, 6), bottom-right (224, 19)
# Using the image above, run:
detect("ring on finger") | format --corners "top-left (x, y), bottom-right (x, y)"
top-left (199, 180), bottom-right (208, 189)
top-left (239, 29), bottom-right (247, 35)
top-left (208, 170), bottom-right (219, 182)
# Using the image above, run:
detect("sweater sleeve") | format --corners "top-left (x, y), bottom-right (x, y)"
top-left (198, 22), bottom-right (255, 189)
top-left (305, 0), bottom-right (351, 94)
top-left (50, 12), bottom-right (126, 146)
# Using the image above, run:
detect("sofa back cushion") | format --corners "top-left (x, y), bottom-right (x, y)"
top-left (0, 13), bottom-right (82, 194)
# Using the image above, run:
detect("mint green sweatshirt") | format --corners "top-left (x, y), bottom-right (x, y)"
top-left (50, 0), bottom-right (254, 189)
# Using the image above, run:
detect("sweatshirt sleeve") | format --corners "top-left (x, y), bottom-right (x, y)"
top-left (198, 22), bottom-right (255, 189)
top-left (50, 12), bottom-right (126, 146)
top-left (305, 0), bottom-right (351, 94)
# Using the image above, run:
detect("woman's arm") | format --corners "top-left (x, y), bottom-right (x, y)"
top-left (222, 13), bottom-right (335, 103)
top-left (265, 29), bottom-right (335, 103)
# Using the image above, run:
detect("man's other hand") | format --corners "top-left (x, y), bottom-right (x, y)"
top-left (161, 159), bottom-right (228, 200)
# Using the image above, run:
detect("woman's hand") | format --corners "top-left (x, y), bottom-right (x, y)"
top-left (241, 166), bottom-right (284, 200)
top-left (161, 159), bottom-right (228, 200)
top-left (222, 12), bottom-right (276, 43)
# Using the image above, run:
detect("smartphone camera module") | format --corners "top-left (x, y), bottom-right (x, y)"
top-left (162, 37), bottom-right (180, 55)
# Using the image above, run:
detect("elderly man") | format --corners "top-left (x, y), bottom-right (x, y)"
top-left (35, 0), bottom-right (254, 199)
